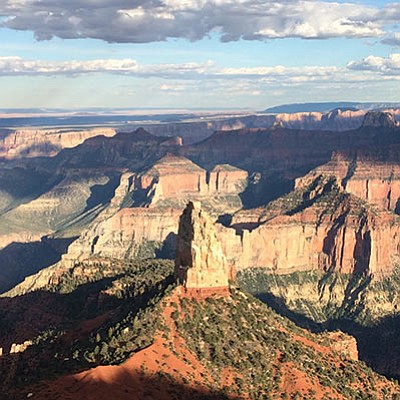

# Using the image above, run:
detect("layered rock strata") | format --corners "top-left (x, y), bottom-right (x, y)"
top-left (175, 201), bottom-right (230, 298)
top-left (131, 155), bottom-right (248, 213)
top-left (297, 150), bottom-right (400, 214)
top-left (59, 157), bottom-right (247, 265)
top-left (223, 176), bottom-right (400, 277)
top-left (63, 207), bottom-right (181, 263)
top-left (0, 128), bottom-right (117, 158)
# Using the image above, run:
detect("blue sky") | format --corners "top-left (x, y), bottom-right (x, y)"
top-left (0, 0), bottom-right (399, 110)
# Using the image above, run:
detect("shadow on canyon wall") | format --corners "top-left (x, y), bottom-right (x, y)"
top-left (0, 237), bottom-right (77, 294)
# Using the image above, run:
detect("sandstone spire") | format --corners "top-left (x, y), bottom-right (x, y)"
top-left (175, 201), bottom-right (230, 297)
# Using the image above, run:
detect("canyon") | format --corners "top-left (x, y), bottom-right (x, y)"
top-left (2, 108), bottom-right (400, 396)
top-left (5, 111), bottom-right (400, 296)
top-left (1, 107), bottom-right (399, 160)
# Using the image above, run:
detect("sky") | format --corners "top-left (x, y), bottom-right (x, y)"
top-left (0, 0), bottom-right (399, 110)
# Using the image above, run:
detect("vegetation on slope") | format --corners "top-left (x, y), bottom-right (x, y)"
top-left (1, 255), bottom-right (400, 398)
top-left (172, 289), bottom-right (400, 399)
top-left (0, 258), bottom-right (175, 391)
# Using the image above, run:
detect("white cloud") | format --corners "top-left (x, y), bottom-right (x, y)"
top-left (0, 57), bottom-right (139, 74)
top-left (0, 0), bottom-right (393, 43)
top-left (347, 53), bottom-right (400, 75)
top-left (0, 56), bottom-right (350, 88)
top-left (1, 54), bottom-right (400, 100)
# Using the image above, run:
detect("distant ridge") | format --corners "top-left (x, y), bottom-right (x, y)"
top-left (264, 102), bottom-right (400, 114)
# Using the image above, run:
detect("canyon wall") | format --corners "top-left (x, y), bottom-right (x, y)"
top-left (225, 205), bottom-right (400, 277)
top-left (2, 108), bottom-right (399, 160)
top-left (296, 152), bottom-right (400, 214)
top-left (219, 176), bottom-right (400, 278)
top-left (0, 128), bottom-right (117, 158)
top-left (63, 207), bottom-right (181, 263)
top-left (132, 154), bottom-right (248, 214)
top-left (36, 156), bottom-right (247, 269)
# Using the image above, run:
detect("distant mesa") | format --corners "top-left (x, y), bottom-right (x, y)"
top-left (264, 101), bottom-right (400, 114)
top-left (175, 201), bottom-right (230, 298)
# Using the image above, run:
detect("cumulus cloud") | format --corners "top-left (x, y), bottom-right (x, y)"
top-left (0, 0), bottom-right (390, 43)
top-left (347, 53), bottom-right (400, 75)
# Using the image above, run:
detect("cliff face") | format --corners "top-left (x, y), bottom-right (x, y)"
top-left (0, 169), bottom-right (121, 249)
top-left (221, 176), bottom-right (400, 278)
top-left (63, 207), bottom-right (181, 263)
top-left (131, 155), bottom-right (248, 214)
top-left (362, 111), bottom-right (398, 128)
top-left (0, 129), bottom-right (183, 250)
top-left (0, 128), bottom-right (117, 158)
top-left (10, 155), bottom-right (247, 289)
top-left (175, 202), bottom-right (230, 297)
top-left (297, 149), bottom-right (400, 214)
top-left (273, 109), bottom-right (366, 131)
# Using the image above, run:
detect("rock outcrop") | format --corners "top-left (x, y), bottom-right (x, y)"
top-left (297, 147), bottom-right (400, 214)
top-left (63, 207), bottom-right (181, 263)
top-left (175, 202), bottom-right (230, 297)
top-left (327, 332), bottom-right (358, 361)
top-left (56, 157), bottom-right (247, 266)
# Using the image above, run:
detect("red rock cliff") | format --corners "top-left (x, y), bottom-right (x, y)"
top-left (221, 176), bottom-right (400, 278)
top-left (133, 155), bottom-right (248, 214)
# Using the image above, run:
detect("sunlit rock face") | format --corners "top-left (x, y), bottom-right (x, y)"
top-left (175, 201), bottom-right (230, 298)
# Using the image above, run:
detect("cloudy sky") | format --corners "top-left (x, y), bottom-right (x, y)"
top-left (0, 0), bottom-right (399, 109)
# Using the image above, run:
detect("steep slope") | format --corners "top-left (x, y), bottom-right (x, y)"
top-left (128, 154), bottom-right (247, 212)
top-left (175, 201), bottom-right (230, 297)
top-left (298, 146), bottom-right (400, 214)
top-left (219, 175), bottom-right (400, 324)
top-left (0, 128), bottom-right (185, 292)
top-left (226, 175), bottom-right (400, 278)
top-left (17, 288), bottom-right (399, 400)
top-left (183, 111), bottom-right (400, 206)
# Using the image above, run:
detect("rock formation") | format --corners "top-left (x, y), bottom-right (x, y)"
top-left (362, 111), bottom-right (398, 128)
top-left (175, 201), bottom-right (230, 297)
top-left (327, 332), bottom-right (358, 361)
top-left (297, 148), bottom-right (400, 214)
top-left (0, 127), bottom-right (117, 158)
top-left (221, 176), bottom-right (400, 277)
top-left (63, 207), bottom-right (181, 263)
top-left (54, 157), bottom-right (247, 265)
top-left (132, 154), bottom-right (248, 213)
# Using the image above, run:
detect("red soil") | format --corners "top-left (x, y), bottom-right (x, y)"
top-left (18, 287), bottom-right (243, 400)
